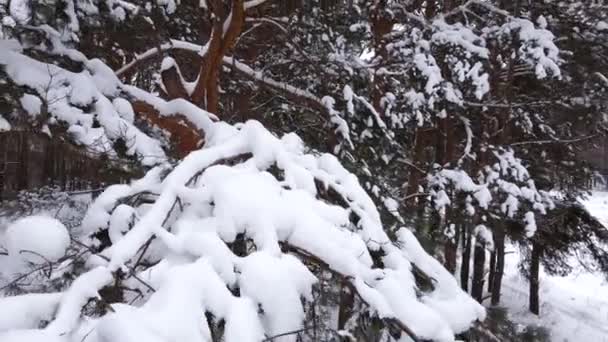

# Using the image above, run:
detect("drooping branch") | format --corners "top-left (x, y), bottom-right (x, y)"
top-left (131, 101), bottom-right (205, 158)
top-left (114, 40), bottom-right (352, 146)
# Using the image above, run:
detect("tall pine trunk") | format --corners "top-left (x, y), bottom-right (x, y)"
top-left (529, 241), bottom-right (542, 315)
top-left (444, 223), bottom-right (459, 274)
top-left (488, 250), bottom-right (496, 294)
top-left (491, 228), bottom-right (505, 305)
top-left (460, 224), bottom-right (472, 292)
top-left (471, 242), bottom-right (486, 302)
top-left (338, 282), bottom-right (354, 330)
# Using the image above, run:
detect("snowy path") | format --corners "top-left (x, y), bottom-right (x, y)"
top-left (498, 192), bottom-right (608, 341)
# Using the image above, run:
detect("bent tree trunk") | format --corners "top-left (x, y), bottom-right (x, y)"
top-left (529, 241), bottom-right (542, 315)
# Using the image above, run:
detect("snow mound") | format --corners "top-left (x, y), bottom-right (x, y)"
top-left (5, 216), bottom-right (70, 266)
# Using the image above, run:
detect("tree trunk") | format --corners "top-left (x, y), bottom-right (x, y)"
top-left (444, 222), bottom-right (458, 274)
top-left (405, 128), bottom-right (433, 205)
top-left (460, 224), bottom-right (472, 292)
top-left (529, 241), bottom-right (542, 315)
top-left (18, 133), bottom-right (29, 190)
top-left (491, 228), bottom-right (505, 305)
top-left (337, 282), bottom-right (354, 330)
top-left (471, 242), bottom-right (486, 302)
top-left (370, 6), bottom-right (393, 112)
top-left (488, 250), bottom-right (496, 294)
top-left (191, 0), bottom-right (245, 114)
top-left (425, 0), bottom-right (437, 18)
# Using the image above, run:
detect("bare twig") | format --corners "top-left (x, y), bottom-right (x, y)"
top-left (262, 327), bottom-right (313, 341)
top-left (511, 134), bottom-right (598, 146)
top-left (69, 238), bottom-right (156, 293)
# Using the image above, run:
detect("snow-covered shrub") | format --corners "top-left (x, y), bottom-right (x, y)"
top-left (4, 216), bottom-right (70, 270)
top-left (0, 188), bottom-right (93, 295)
top-left (0, 118), bottom-right (485, 342)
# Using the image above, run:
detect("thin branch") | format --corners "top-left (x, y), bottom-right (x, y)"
top-left (0, 264), bottom-right (50, 292)
top-left (511, 134), bottom-right (598, 146)
top-left (262, 327), bottom-right (312, 341)
top-left (19, 250), bottom-right (54, 277)
top-left (244, 0), bottom-right (268, 10)
top-left (462, 100), bottom-right (564, 108)
top-left (445, 0), bottom-right (511, 18)
top-left (69, 238), bottom-right (156, 293)
top-left (400, 192), bottom-right (429, 201)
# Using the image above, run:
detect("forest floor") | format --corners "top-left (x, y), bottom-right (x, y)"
top-left (496, 192), bottom-right (608, 342)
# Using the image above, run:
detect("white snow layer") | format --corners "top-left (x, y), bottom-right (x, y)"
top-left (0, 117), bottom-right (485, 342)
top-left (0, 114), bottom-right (10, 131)
top-left (19, 94), bottom-right (42, 117)
top-left (3, 216), bottom-right (70, 271)
top-left (0, 39), bottom-right (167, 166)
top-left (498, 192), bottom-right (608, 342)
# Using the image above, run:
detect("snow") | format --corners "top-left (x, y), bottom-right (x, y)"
top-left (474, 225), bottom-right (494, 250)
top-left (108, 204), bottom-right (136, 244)
top-left (0, 293), bottom-right (62, 331)
top-left (56, 118), bottom-right (484, 341)
top-left (396, 229), bottom-right (486, 334)
top-left (501, 247), bottom-right (608, 342)
top-left (432, 20), bottom-right (489, 59)
top-left (160, 56), bottom-right (176, 72)
top-left (239, 252), bottom-right (316, 341)
top-left (0, 30), bottom-right (493, 341)
top-left (112, 98), bottom-right (135, 124)
top-left (0, 329), bottom-right (67, 342)
top-left (0, 114), bottom-right (10, 131)
top-left (0, 43), bottom-right (168, 166)
top-left (20, 94), bottom-right (42, 117)
top-left (498, 192), bottom-right (608, 342)
top-left (1, 16), bottom-right (16, 28)
top-left (8, 0), bottom-right (30, 24)
top-left (506, 18), bottom-right (561, 79)
top-left (597, 21), bottom-right (608, 31)
top-left (580, 191), bottom-right (608, 227)
top-left (80, 184), bottom-right (133, 238)
top-left (523, 211), bottom-right (536, 237)
top-left (4, 216), bottom-right (70, 270)
top-left (537, 15), bottom-right (548, 29)
top-left (45, 267), bottom-right (113, 335)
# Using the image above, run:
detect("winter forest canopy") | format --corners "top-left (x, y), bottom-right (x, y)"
top-left (0, 0), bottom-right (608, 341)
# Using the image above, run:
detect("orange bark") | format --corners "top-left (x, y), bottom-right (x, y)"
top-left (131, 101), bottom-right (204, 158)
top-left (191, 0), bottom-right (245, 114)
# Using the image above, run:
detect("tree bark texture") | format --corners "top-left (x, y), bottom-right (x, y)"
top-left (530, 241), bottom-right (542, 315)
top-left (471, 242), bottom-right (486, 302)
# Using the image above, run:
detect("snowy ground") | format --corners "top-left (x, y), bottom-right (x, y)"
top-left (498, 192), bottom-right (608, 341)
